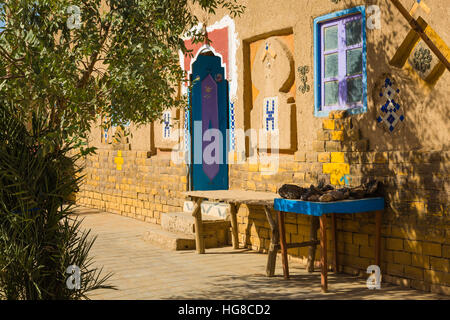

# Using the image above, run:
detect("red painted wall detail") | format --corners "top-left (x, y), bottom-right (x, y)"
top-left (184, 27), bottom-right (229, 79)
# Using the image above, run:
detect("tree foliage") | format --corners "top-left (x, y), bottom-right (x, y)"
top-left (0, 0), bottom-right (245, 154)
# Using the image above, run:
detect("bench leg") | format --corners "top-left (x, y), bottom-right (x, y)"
top-left (192, 198), bottom-right (205, 254)
top-left (278, 210), bottom-right (289, 279)
top-left (331, 213), bottom-right (339, 273)
top-left (307, 216), bottom-right (319, 272)
top-left (320, 214), bottom-right (328, 293)
top-left (229, 203), bottom-right (240, 249)
top-left (264, 206), bottom-right (279, 277)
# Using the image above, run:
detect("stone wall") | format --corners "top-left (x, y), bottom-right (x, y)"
top-left (76, 144), bottom-right (187, 224)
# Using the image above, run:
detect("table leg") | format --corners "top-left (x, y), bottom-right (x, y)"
top-left (320, 214), bottom-right (328, 293)
top-left (192, 198), bottom-right (205, 254)
top-left (278, 210), bottom-right (289, 280)
top-left (375, 210), bottom-right (382, 267)
top-left (229, 203), bottom-right (240, 249)
top-left (307, 216), bottom-right (319, 272)
top-left (331, 213), bottom-right (338, 273)
top-left (264, 206), bottom-right (279, 277)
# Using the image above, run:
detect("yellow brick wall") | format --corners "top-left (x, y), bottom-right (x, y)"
top-left (229, 111), bottom-right (449, 296)
top-left (76, 147), bottom-right (186, 224)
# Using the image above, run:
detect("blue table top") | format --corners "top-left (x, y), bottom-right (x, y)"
top-left (274, 197), bottom-right (384, 216)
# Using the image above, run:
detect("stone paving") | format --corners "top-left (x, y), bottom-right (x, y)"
top-left (74, 206), bottom-right (448, 300)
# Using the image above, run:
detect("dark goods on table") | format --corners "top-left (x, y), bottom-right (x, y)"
top-left (277, 180), bottom-right (384, 202)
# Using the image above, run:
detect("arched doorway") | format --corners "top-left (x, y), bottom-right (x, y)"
top-left (190, 53), bottom-right (229, 191)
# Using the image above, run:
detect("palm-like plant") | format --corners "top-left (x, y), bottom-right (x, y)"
top-left (0, 102), bottom-right (115, 299)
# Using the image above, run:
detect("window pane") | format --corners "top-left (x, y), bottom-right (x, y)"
top-left (324, 25), bottom-right (338, 51)
top-left (347, 77), bottom-right (363, 104)
top-left (324, 53), bottom-right (338, 78)
top-left (346, 18), bottom-right (362, 46)
top-left (346, 48), bottom-right (363, 76)
top-left (324, 81), bottom-right (339, 106)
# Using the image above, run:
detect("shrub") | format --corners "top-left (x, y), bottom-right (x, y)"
top-left (0, 102), bottom-right (115, 299)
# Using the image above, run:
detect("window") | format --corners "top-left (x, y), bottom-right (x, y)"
top-left (314, 6), bottom-right (367, 117)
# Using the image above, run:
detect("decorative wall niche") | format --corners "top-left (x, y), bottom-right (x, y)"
top-left (248, 34), bottom-right (297, 153)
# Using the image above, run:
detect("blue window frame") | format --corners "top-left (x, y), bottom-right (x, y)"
top-left (314, 6), bottom-right (367, 117)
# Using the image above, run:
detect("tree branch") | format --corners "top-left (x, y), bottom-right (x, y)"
top-left (0, 46), bottom-right (27, 76)
top-left (77, 23), bottom-right (111, 89)
top-left (0, 74), bottom-right (25, 80)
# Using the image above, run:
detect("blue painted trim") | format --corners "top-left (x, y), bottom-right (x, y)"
top-left (186, 94), bottom-right (192, 191)
top-left (228, 85), bottom-right (235, 152)
top-left (274, 197), bottom-right (384, 216)
top-left (314, 6), bottom-right (368, 118)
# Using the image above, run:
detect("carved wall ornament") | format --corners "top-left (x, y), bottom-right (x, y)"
top-left (298, 65), bottom-right (310, 94)
top-left (390, 17), bottom-right (449, 84)
top-left (407, 39), bottom-right (446, 82)
top-left (412, 47), bottom-right (432, 73)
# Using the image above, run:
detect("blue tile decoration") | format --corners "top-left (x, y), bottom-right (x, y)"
top-left (340, 174), bottom-right (350, 185)
top-left (264, 98), bottom-right (277, 132)
top-left (376, 77), bottom-right (405, 133)
top-left (102, 118), bottom-right (110, 143)
top-left (229, 101), bottom-right (236, 151)
top-left (184, 107), bottom-right (190, 152)
top-left (163, 111), bottom-right (171, 139)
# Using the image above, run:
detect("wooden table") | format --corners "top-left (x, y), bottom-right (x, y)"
top-left (274, 197), bottom-right (385, 293)
top-left (183, 190), bottom-right (278, 271)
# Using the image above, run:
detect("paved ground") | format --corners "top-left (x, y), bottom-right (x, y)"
top-left (74, 206), bottom-right (447, 300)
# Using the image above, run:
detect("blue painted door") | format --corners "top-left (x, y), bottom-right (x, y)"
top-left (191, 55), bottom-right (229, 191)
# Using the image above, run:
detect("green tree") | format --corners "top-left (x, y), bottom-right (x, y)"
top-left (0, 0), bottom-right (244, 300)
top-left (0, 0), bottom-right (244, 154)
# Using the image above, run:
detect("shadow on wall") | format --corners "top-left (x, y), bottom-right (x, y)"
top-left (342, 0), bottom-right (449, 281)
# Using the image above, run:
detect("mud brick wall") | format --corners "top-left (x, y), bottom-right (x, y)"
top-left (76, 145), bottom-right (187, 224)
top-left (230, 112), bottom-right (449, 296)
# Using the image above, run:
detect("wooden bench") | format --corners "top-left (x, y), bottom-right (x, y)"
top-left (274, 197), bottom-right (385, 293)
top-left (184, 190), bottom-right (384, 293)
top-left (183, 190), bottom-right (278, 256)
